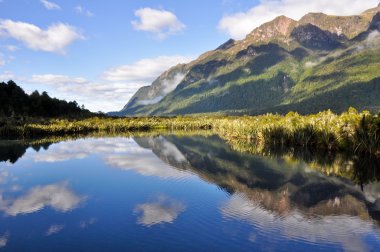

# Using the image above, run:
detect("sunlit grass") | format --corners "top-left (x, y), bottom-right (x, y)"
top-left (1, 107), bottom-right (379, 157)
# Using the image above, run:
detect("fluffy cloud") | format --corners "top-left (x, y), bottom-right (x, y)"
top-left (0, 55), bottom-right (4, 67)
top-left (219, 0), bottom-right (380, 39)
top-left (4, 45), bottom-right (18, 52)
top-left (134, 195), bottom-right (186, 226)
top-left (40, 0), bottom-right (61, 10)
top-left (30, 74), bottom-right (144, 112)
top-left (0, 20), bottom-right (83, 54)
top-left (0, 71), bottom-right (14, 80)
top-left (29, 55), bottom-right (191, 112)
top-left (132, 8), bottom-right (185, 39)
top-left (103, 55), bottom-right (190, 82)
top-left (75, 5), bottom-right (94, 17)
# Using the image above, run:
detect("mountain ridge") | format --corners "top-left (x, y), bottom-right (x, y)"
top-left (113, 4), bottom-right (380, 116)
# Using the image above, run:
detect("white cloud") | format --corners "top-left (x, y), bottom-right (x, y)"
top-left (219, 0), bottom-right (380, 39)
top-left (0, 71), bottom-right (14, 80)
top-left (31, 74), bottom-right (88, 86)
top-left (134, 195), bottom-right (186, 226)
top-left (357, 30), bottom-right (380, 51)
top-left (103, 55), bottom-right (190, 82)
top-left (30, 74), bottom-right (143, 112)
top-left (4, 45), bottom-right (18, 52)
top-left (132, 8), bottom-right (185, 39)
top-left (0, 20), bottom-right (84, 54)
top-left (0, 182), bottom-right (84, 216)
top-left (40, 0), bottom-right (61, 10)
top-left (0, 56), bottom-right (4, 67)
top-left (29, 55), bottom-right (191, 112)
top-left (75, 5), bottom-right (94, 17)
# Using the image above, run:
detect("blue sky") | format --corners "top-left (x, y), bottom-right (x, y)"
top-left (0, 0), bottom-right (378, 112)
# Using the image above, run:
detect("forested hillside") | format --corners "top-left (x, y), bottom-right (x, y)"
top-left (115, 4), bottom-right (380, 116)
top-left (0, 80), bottom-right (93, 118)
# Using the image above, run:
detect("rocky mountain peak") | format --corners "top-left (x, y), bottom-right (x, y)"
top-left (115, 4), bottom-right (380, 117)
top-left (243, 15), bottom-right (297, 46)
top-left (298, 13), bottom-right (368, 39)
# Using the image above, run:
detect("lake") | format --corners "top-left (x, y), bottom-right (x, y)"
top-left (1, 135), bottom-right (380, 251)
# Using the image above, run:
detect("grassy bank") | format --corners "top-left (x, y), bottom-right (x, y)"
top-left (1, 108), bottom-right (379, 157)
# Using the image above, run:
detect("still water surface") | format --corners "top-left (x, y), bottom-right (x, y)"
top-left (0, 135), bottom-right (380, 251)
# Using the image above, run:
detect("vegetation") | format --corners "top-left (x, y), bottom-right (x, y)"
top-left (0, 80), bottom-right (94, 118)
top-left (1, 108), bottom-right (379, 158)
top-left (118, 6), bottom-right (380, 117)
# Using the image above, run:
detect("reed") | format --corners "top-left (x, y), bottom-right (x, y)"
top-left (1, 108), bottom-right (379, 157)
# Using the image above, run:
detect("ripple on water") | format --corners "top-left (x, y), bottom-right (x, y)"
top-left (220, 193), bottom-right (380, 251)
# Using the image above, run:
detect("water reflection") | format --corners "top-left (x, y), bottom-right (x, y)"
top-left (23, 138), bottom-right (192, 180)
top-left (133, 135), bottom-right (380, 221)
top-left (0, 182), bottom-right (84, 216)
top-left (46, 225), bottom-right (64, 236)
top-left (1, 135), bottom-right (380, 250)
top-left (221, 193), bottom-right (378, 252)
top-left (134, 195), bottom-right (186, 227)
top-left (0, 233), bottom-right (9, 248)
top-left (79, 218), bottom-right (96, 229)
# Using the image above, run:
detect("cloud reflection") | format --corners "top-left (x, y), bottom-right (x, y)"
top-left (0, 182), bottom-right (84, 216)
top-left (0, 233), bottom-right (8, 248)
top-left (134, 195), bottom-right (186, 227)
top-left (105, 154), bottom-right (190, 179)
top-left (28, 138), bottom-right (192, 180)
top-left (147, 136), bottom-right (187, 163)
top-left (46, 225), bottom-right (64, 236)
top-left (79, 218), bottom-right (96, 229)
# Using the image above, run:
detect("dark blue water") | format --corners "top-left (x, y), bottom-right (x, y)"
top-left (0, 135), bottom-right (380, 251)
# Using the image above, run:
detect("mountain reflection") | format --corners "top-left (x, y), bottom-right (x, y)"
top-left (131, 135), bottom-right (380, 222)
top-left (134, 195), bottom-right (186, 227)
top-left (134, 135), bottom-right (380, 250)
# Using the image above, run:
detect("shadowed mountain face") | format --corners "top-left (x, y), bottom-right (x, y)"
top-left (133, 135), bottom-right (380, 222)
top-left (115, 5), bottom-right (380, 116)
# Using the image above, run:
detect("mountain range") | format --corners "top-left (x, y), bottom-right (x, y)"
top-left (111, 4), bottom-right (380, 116)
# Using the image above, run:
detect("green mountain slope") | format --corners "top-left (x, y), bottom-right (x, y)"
top-left (116, 5), bottom-right (380, 116)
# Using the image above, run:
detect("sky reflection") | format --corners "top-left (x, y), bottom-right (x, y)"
top-left (134, 195), bottom-right (186, 227)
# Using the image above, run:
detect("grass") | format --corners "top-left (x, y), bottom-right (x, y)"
top-left (1, 108), bottom-right (379, 158)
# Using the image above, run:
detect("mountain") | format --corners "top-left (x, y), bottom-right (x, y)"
top-left (115, 5), bottom-right (380, 116)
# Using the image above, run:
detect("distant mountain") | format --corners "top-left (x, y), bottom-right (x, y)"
top-left (115, 4), bottom-right (380, 116)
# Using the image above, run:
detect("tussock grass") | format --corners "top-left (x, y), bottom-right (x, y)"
top-left (1, 108), bottom-right (379, 157)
